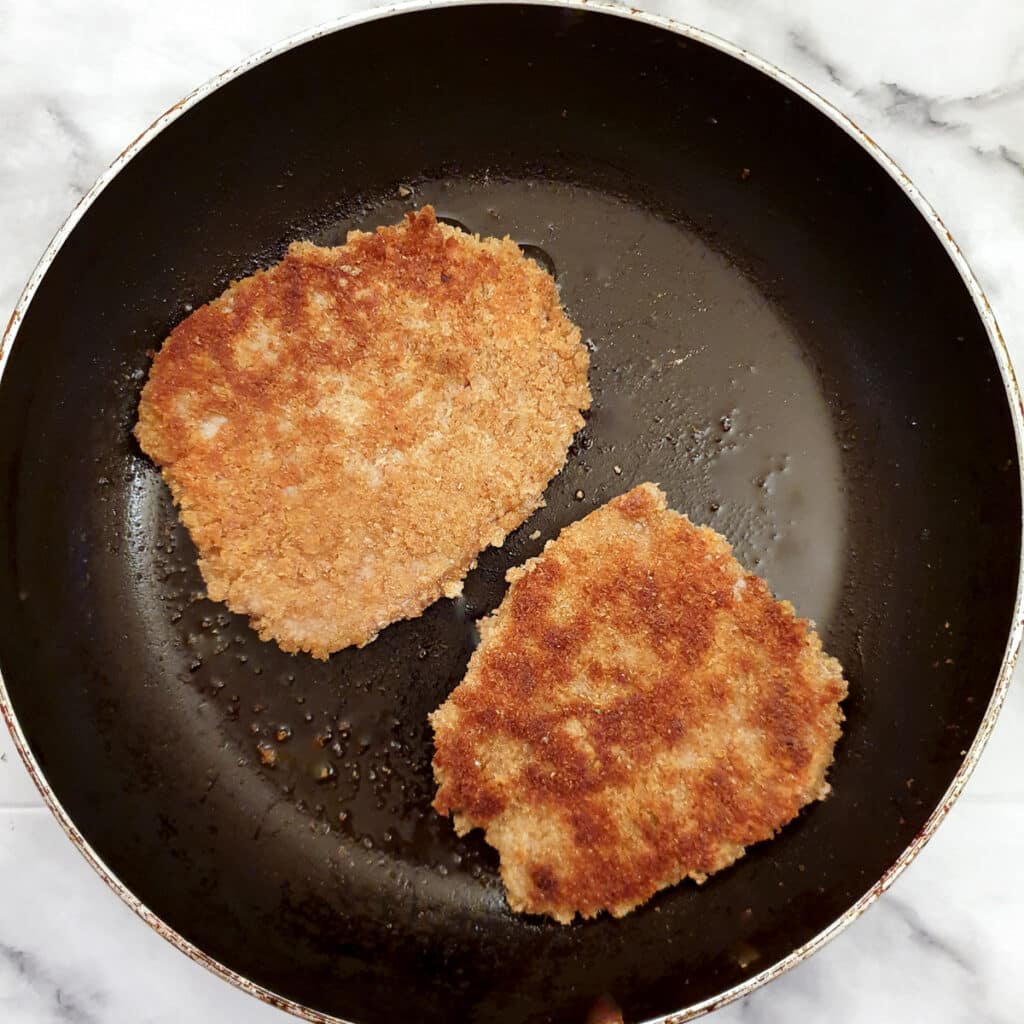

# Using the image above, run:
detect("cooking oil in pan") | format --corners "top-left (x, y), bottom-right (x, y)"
top-left (139, 175), bottom-right (848, 878)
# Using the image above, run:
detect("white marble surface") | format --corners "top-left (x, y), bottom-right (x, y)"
top-left (2, 1), bottom-right (1023, 1021)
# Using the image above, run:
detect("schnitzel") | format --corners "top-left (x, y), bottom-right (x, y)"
top-left (135, 207), bottom-right (590, 657)
top-left (431, 483), bottom-right (847, 922)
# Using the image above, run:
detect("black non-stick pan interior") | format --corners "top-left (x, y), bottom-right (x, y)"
top-left (0, 6), bottom-right (1018, 1023)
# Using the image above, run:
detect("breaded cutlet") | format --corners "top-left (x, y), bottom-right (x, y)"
top-left (135, 207), bottom-right (590, 658)
top-left (431, 483), bottom-right (847, 923)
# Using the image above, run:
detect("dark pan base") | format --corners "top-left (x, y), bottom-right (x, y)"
top-left (0, 6), bottom-right (1018, 1024)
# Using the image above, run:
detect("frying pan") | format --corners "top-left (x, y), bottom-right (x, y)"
top-left (1, 3), bottom-right (1021, 1022)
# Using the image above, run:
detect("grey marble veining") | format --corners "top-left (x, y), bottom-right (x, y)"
top-left (1, 1), bottom-right (1022, 1022)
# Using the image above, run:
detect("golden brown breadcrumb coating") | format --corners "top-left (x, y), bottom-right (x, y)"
top-left (135, 207), bottom-right (590, 657)
top-left (431, 483), bottom-right (847, 923)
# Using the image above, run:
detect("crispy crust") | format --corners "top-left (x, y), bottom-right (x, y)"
top-left (430, 483), bottom-right (847, 923)
top-left (135, 207), bottom-right (590, 657)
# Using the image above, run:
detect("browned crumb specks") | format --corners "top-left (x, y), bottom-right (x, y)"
top-left (430, 483), bottom-right (847, 924)
top-left (135, 207), bottom-right (591, 658)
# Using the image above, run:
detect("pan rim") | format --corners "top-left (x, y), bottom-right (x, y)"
top-left (1, 2), bottom-right (1021, 1022)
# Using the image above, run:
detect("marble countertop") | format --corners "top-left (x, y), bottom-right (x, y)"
top-left (2, 1), bottom-right (1023, 1022)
